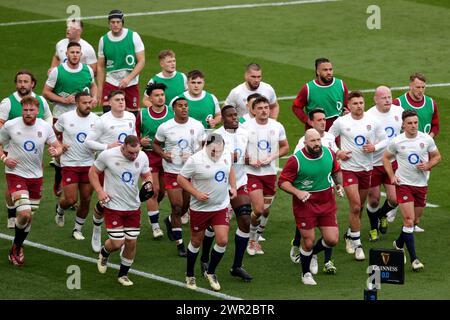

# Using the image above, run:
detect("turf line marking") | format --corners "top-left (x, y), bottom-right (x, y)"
top-left (0, 0), bottom-right (340, 27)
top-left (0, 233), bottom-right (242, 300)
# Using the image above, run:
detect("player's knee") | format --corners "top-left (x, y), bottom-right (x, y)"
top-left (302, 238), bottom-right (315, 251)
top-left (368, 198), bottom-right (380, 208)
top-left (235, 204), bottom-right (251, 218)
top-left (171, 204), bottom-right (183, 216)
top-left (14, 194), bottom-right (32, 213)
top-left (350, 203), bottom-right (362, 214)
top-left (215, 236), bottom-right (228, 247)
top-left (324, 236), bottom-right (339, 248)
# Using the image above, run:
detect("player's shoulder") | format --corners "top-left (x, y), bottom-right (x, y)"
top-left (56, 38), bottom-right (68, 47)
top-left (268, 117), bottom-right (285, 129)
top-left (417, 131), bottom-right (434, 142)
top-left (188, 117), bottom-right (204, 128)
top-left (123, 111), bottom-right (137, 120)
top-left (3, 117), bottom-right (21, 128)
top-left (259, 81), bottom-right (275, 91)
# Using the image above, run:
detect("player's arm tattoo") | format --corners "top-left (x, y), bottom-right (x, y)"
top-left (332, 171), bottom-right (343, 186)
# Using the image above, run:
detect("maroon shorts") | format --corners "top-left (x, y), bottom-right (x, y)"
top-left (247, 174), bottom-right (277, 196)
top-left (237, 184), bottom-right (249, 196)
top-left (293, 188), bottom-right (338, 230)
top-left (6, 173), bottom-right (43, 200)
top-left (371, 161), bottom-right (398, 187)
top-left (145, 151), bottom-right (163, 173)
top-left (396, 185), bottom-right (428, 207)
top-left (102, 82), bottom-right (140, 112)
top-left (164, 172), bottom-right (182, 189)
top-left (61, 166), bottom-right (90, 187)
top-left (342, 170), bottom-right (372, 189)
top-left (190, 207), bottom-right (230, 232)
top-left (104, 207), bottom-right (141, 229)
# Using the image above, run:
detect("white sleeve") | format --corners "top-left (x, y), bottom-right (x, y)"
top-left (0, 98), bottom-right (11, 121)
top-left (328, 119), bottom-right (340, 138)
top-left (386, 139), bottom-right (397, 154)
top-left (278, 123), bottom-right (287, 141)
top-left (0, 125), bottom-right (10, 145)
top-left (45, 67), bottom-right (59, 89)
top-left (374, 122), bottom-right (388, 151)
top-left (182, 73), bottom-right (188, 91)
top-left (427, 136), bottom-right (437, 153)
top-left (224, 89), bottom-right (237, 107)
top-left (179, 156), bottom-right (196, 179)
top-left (85, 118), bottom-right (107, 151)
top-left (84, 43), bottom-right (98, 64)
top-left (93, 150), bottom-right (107, 172)
top-left (330, 140), bottom-right (339, 153)
top-left (97, 37), bottom-right (104, 58)
top-left (133, 32), bottom-right (145, 53)
top-left (268, 85), bottom-right (277, 104)
top-left (41, 97), bottom-right (53, 125)
top-left (154, 124), bottom-right (166, 142)
top-left (46, 124), bottom-right (58, 144)
top-left (140, 154), bottom-right (151, 175)
top-left (87, 66), bottom-right (95, 82)
top-left (212, 94), bottom-right (220, 114)
top-left (54, 114), bottom-right (64, 133)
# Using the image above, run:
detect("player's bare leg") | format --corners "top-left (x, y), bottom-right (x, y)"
top-left (344, 184), bottom-right (368, 260)
top-left (247, 189), bottom-right (265, 255)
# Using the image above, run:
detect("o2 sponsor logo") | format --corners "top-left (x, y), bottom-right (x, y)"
top-left (121, 171), bottom-right (134, 185)
top-left (76, 132), bottom-right (87, 143)
top-left (384, 126), bottom-right (395, 138)
top-left (215, 170), bottom-right (227, 183)
top-left (118, 133), bottom-right (127, 144)
top-left (178, 139), bottom-right (189, 150)
top-left (234, 147), bottom-right (242, 159)
top-left (23, 140), bottom-right (37, 153)
top-left (257, 140), bottom-right (271, 152)
top-left (354, 135), bottom-right (366, 146)
top-left (408, 153), bottom-right (420, 165)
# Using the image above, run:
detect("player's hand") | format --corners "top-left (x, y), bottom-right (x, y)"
top-left (362, 141), bottom-right (375, 153)
top-left (250, 159), bottom-right (262, 168)
top-left (118, 77), bottom-right (131, 89)
top-left (4, 157), bottom-right (18, 169)
top-left (416, 162), bottom-right (430, 171)
top-left (64, 95), bottom-right (75, 105)
top-left (194, 191), bottom-right (209, 202)
top-left (260, 156), bottom-right (273, 166)
top-left (61, 144), bottom-right (70, 153)
top-left (335, 184), bottom-right (345, 197)
top-left (98, 190), bottom-right (111, 206)
top-left (107, 141), bottom-right (122, 149)
top-left (48, 146), bottom-right (59, 157)
top-left (207, 118), bottom-right (218, 128)
top-left (90, 97), bottom-right (98, 108)
top-left (140, 137), bottom-right (151, 147)
top-left (391, 176), bottom-right (400, 186)
top-left (229, 188), bottom-right (237, 200)
top-left (337, 150), bottom-right (352, 161)
top-left (296, 190), bottom-right (311, 203)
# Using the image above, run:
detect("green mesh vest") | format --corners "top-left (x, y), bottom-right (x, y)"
top-left (53, 64), bottom-right (93, 97)
top-left (151, 72), bottom-right (185, 106)
top-left (8, 94), bottom-right (45, 120)
top-left (293, 147), bottom-right (334, 192)
top-left (103, 29), bottom-right (136, 73)
top-left (306, 78), bottom-right (345, 118)
top-left (179, 91), bottom-right (216, 128)
top-left (140, 106), bottom-right (174, 151)
top-left (396, 93), bottom-right (434, 134)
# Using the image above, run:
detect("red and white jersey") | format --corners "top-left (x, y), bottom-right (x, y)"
top-left (366, 104), bottom-right (403, 166)
top-left (0, 118), bottom-right (56, 178)
top-left (55, 38), bottom-right (97, 66)
top-left (387, 132), bottom-right (437, 187)
top-left (329, 113), bottom-right (387, 171)
top-left (214, 126), bottom-right (249, 189)
top-left (54, 110), bottom-right (99, 167)
top-left (225, 81), bottom-right (277, 117)
top-left (93, 146), bottom-right (150, 211)
top-left (180, 148), bottom-right (232, 211)
top-left (155, 117), bottom-right (205, 174)
top-left (85, 111), bottom-right (136, 151)
top-left (294, 131), bottom-right (338, 154)
top-left (242, 118), bottom-right (287, 176)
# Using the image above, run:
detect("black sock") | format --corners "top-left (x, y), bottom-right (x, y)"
top-left (403, 231), bottom-right (417, 262)
top-left (100, 246), bottom-right (110, 258)
top-left (299, 248), bottom-right (313, 276)
top-left (208, 246), bottom-right (225, 275)
top-left (186, 246), bottom-right (199, 277)
top-left (324, 247), bottom-right (332, 264)
top-left (367, 207), bottom-right (379, 230)
top-left (200, 227), bottom-right (214, 263)
top-left (7, 207), bottom-right (16, 219)
top-left (378, 199), bottom-right (396, 218)
top-left (293, 227), bottom-right (301, 247)
top-left (312, 238), bottom-right (326, 255)
top-left (14, 225), bottom-right (29, 248)
top-left (118, 264), bottom-right (130, 278)
top-left (395, 231), bottom-right (405, 249)
top-left (232, 232), bottom-right (248, 269)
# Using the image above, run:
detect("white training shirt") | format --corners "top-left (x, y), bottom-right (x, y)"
top-left (224, 81), bottom-right (277, 117)
top-left (45, 63), bottom-right (95, 118)
top-left (98, 28), bottom-right (145, 87)
top-left (55, 38), bottom-right (97, 66)
top-left (85, 111), bottom-right (136, 151)
top-left (94, 146), bottom-right (150, 211)
top-left (214, 126), bottom-right (249, 189)
top-left (329, 113), bottom-right (387, 172)
top-left (0, 118), bottom-right (56, 178)
top-left (387, 132), bottom-right (437, 187)
top-left (366, 104), bottom-right (404, 166)
top-left (54, 110), bottom-right (99, 167)
top-left (180, 148), bottom-right (232, 212)
top-left (0, 92), bottom-right (52, 123)
top-left (293, 131), bottom-right (338, 154)
top-left (241, 117), bottom-right (287, 176)
top-left (154, 117), bottom-right (205, 174)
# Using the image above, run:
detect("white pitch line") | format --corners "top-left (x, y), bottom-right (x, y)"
top-left (0, 0), bottom-right (340, 27)
top-left (0, 233), bottom-right (242, 300)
